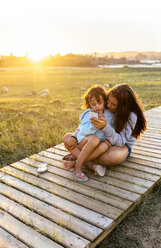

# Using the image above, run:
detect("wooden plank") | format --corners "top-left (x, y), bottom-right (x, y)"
top-left (46, 146), bottom-right (161, 175)
top-left (29, 153), bottom-right (147, 200)
top-left (10, 159), bottom-right (141, 202)
top-left (47, 147), bottom-right (69, 156)
top-left (25, 156), bottom-right (147, 194)
top-left (39, 152), bottom-right (64, 161)
top-left (31, 153), bottom-right (65, 168)
top-left (145, 127), bottom-right (161, 132)
top-left (21, 157), bottom-right (132, 210)
top-left (0, 182), bottom-right (102, 241)
top-left (146, 117), bottom-right (161, 122)
top-left (145, 130), bottom-right (161, 135)
top-left (132, 144), bottom-right (161, 156)
top-left (41, 149), bottom-right (159, 188)
top-left (84, 170), bottom-right (147, 195)
top-left (112, 166), bottom-right (159, 182)
top-left (3, 164), bottom-right (123, 220)
top-left (135, 139), bottom-right (161, 147)
top-left (55, 143), bottom-right (69, 151)
top-left (0, 172), bottom-right (113, 229)
top-left (132, 148), bottom-right (161, 159)
top-left (142, 133), bottom-right (161, 141)
top-left (146, 119), bottom-right (161, 124)
top-left (0, 194), bottom-right (90, 248)
top-left (0, 209), bottom-right (63, 248)
top-left (89, 178), bottom-right (161, 247)
top-left (105, 169), bottom-right (154, 188)
top-left (122, 161), bottom-right (161, 176)
top-left (143, 131), bottom-right (161, 138)
top-left (127, 156), bottom-right (161, 169)
top-left (130, 153), bottom-right (161, 163)
top-left (146, 126), bottom-right (161, 132)
top-left (146, 124), bottom-right (161, 129)
top-left (139, 136), bottom-right (161, 144)
top-left (0, 227), bottom-right (29, 248)
top-left (39, 150), bottom-right (65, 160)
top-left (146, 113), bottom-right (161, 117)
top-left (7, 159), bottom-right (132, 210)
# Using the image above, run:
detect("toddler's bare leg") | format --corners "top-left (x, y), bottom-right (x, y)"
top-left (85, 141), bottom-right (109, 162)
top-left (85, 142), bottom-right (109, 173)
top-left (63, 133), bottom-right (80, 160)
top-left (64, 136), bottom-right (90, 169)
top-left (74, 136), bottom-right (100, 178)
top-left (64, 160), bottom-right (76, 169)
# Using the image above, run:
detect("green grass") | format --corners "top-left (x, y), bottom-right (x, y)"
top-left (0, 66), bottom-right (161, 167)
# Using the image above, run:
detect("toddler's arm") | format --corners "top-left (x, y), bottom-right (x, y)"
top-left (79, 111), bottom-right (98, 136)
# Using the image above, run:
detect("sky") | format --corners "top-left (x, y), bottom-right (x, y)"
top-left (0, 0), bottom-right (161, 60)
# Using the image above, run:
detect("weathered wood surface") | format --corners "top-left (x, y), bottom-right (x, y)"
top-left (0, 106), bottom-right (161, 248)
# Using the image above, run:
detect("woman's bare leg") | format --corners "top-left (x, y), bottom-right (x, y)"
top-left (94, 145), bottom-right (128, 166)
top-left (85, 145), bottom-right (128, 173)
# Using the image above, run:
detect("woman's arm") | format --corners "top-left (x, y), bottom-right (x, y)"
top-left (91, 112), bottom-right (137, 147)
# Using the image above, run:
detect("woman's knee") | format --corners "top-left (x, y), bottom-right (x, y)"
top-left (98, 142), bottom-right (108, 153)
top-left (96, 146), bottom-right (128, 166)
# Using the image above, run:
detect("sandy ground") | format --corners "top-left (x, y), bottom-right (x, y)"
top-left (97, 181), bottom-right (161, 248)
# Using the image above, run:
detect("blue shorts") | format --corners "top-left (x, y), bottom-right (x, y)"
top-left (125, 143), bottom-right (131, 159)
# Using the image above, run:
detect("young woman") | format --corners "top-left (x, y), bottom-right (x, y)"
top-left (64, 84), bottom-right (147, 175)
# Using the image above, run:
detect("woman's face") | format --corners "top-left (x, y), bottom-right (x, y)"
top-left (107, 93), bottom-right (118, 112)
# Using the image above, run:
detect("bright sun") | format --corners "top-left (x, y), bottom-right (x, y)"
top-left (16, 33), bottom-right (53, 62)
top-left (28, 52), bottom-right (45, 62)
top-left (28, 45), bottom-right (48, 61)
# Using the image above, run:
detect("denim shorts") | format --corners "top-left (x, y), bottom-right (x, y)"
top-left (125, 143), bottom-right (131, 159)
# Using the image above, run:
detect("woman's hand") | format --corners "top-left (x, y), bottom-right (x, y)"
top-left (90, 116), bottom-right (107, 130)
top-left (64, 136), bottom-right (77, 150)
top-left (104, 139), bottom-right (112, 148)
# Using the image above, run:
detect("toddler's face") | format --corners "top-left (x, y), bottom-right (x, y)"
top-left (89, 96), bottom-right (104, 114)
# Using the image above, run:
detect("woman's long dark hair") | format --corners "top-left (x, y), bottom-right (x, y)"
top-left (107, 84), bottom-right (147, 138)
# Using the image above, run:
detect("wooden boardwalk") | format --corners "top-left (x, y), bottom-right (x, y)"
top-left (0, 106), bottom-right (161, 248)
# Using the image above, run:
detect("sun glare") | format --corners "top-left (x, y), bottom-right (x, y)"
top-left (28, 44), bottom-right (48, 62)
top-left (28, 52), bottom-right (44, 62)
top-left (11, 32), bottom-right (54, 62)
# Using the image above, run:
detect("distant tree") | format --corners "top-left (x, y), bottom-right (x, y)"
top-left (55, 53), bottom-right (61, 57)
top-left (135, 53), bottom-right (147, 60)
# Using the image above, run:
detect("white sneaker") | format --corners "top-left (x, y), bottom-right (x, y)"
top-left (37, 162), bottom-right (48, 173)
top-left (95, 164), bottom-right (106, 176)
